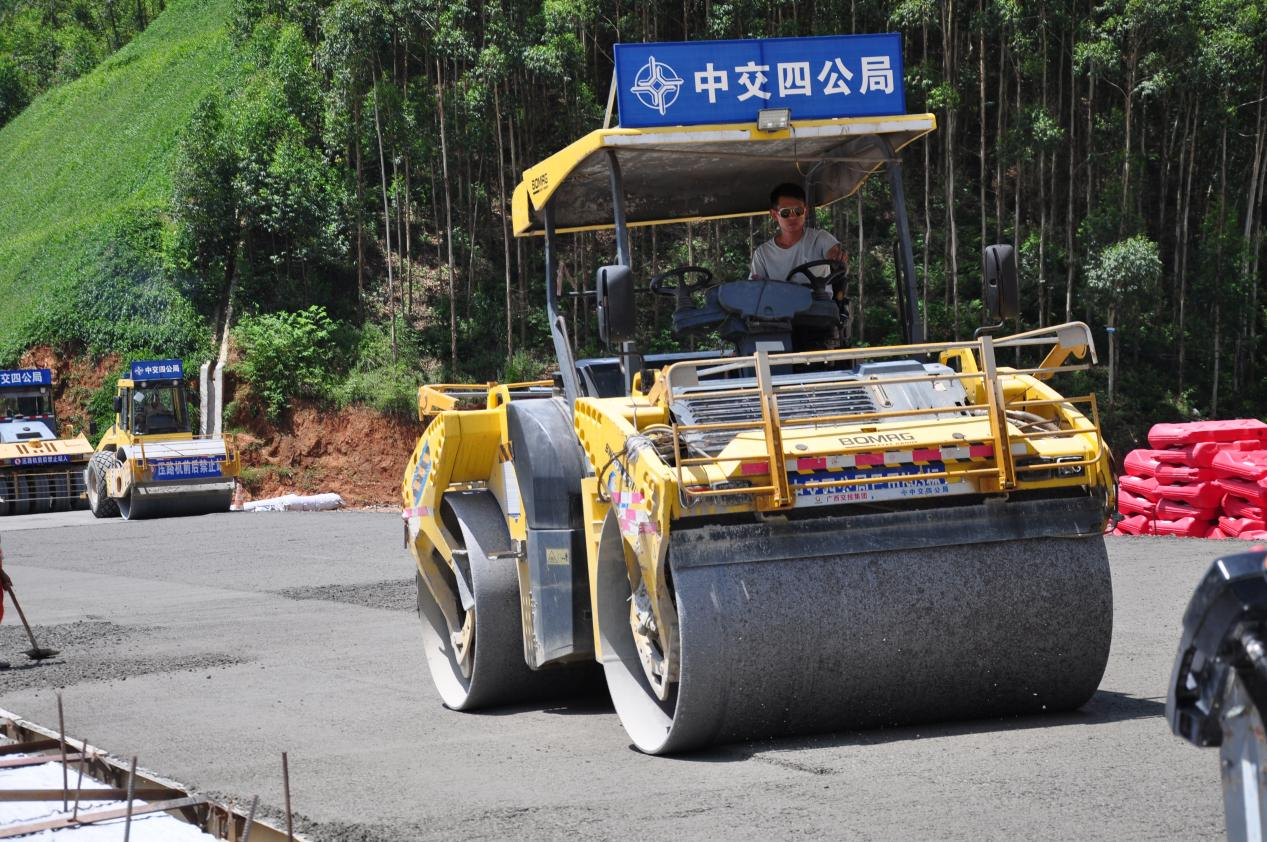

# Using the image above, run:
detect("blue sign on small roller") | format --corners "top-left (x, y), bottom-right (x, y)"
top-left (130, 359), bottom-right (184, 381)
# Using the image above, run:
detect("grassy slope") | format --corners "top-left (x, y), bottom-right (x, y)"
top-left (0, 0), bottom-right (232, 356)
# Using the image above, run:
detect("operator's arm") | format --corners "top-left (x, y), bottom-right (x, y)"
top-left (750, 246), bottom-right (769, 280)
top-left (825, 242), bottom-right (849, 267)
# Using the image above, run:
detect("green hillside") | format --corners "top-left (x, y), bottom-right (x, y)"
top-left (0, 0), bottom-right (234, 363)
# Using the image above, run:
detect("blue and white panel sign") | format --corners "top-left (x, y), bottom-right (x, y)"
top-left (12, 454), bottom-right (71, 466)
top-left (614, 33), bottom-right (905, 128)
top-left (151, 457), bottom-right (221, 480)
top-left (0, 369), bottom-right (51, 387)
top-left (131, 359), bottom-right (183, 381)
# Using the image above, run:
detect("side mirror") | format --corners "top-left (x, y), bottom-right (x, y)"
top-left (113, 396), bottom-right (122, 414)
top-left (596, 264), bottom-right (636, 347)
top-left (983, 244), bottom-right (1019, 321)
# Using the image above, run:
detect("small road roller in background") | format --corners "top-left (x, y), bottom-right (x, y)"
top-left (1169, 545), bottom-right (1267, 840)
top-left (86, 359), bottom-right (239, 520)
top-left (0, 367), bottom-right (92, 515)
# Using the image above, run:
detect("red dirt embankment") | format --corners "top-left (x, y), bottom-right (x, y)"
top-left (23, 347), bottom-right (420, 508)
top-left (20, 346), bottom-right (121, 431)
top-left (228, 388), bottom-right (419, 507)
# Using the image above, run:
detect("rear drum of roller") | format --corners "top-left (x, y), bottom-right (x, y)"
top-left (599, 516), bottom-right (1112, 755)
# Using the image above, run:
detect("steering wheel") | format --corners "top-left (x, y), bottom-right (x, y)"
top-left (649, 266), bottom-right (715, 302)
top-left (787, 259), bottom-right (849, 293)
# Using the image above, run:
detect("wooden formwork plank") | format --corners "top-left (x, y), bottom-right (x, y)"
top-left (0, 796), bottom-right (207, 838)
top-left (0, 707), bottom-right (307, 841)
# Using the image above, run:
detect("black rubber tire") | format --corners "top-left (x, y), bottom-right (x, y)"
top-left (417, 490), bottom-right (592, 710)
top-left (87, 451), bottom-right (120, 519)
top-left (29, 474), bottom-right (52, 514)
top-left (10, 473), bottom-right (30, 516)
top-left (48, 473), bottom-right (70, 512)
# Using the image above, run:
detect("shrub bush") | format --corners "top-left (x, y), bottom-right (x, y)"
top-left (233, 304), bottom-right (335, 419)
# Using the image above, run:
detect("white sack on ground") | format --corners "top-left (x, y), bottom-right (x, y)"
top-left (243, 493), bottom-right (343, 512)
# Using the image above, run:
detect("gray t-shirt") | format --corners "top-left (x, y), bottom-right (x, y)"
top-left (750, 227), bottom-right (840, 283)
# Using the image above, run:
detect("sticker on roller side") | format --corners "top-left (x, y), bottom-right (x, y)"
top-left (410, 443), bottom-right (432, 507)
top-left (790, 462), bottom-right (972, 507)
top-left (151, 457), bottom-right (221, 480)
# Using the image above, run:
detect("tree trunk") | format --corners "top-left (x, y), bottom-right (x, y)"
top-left (1064, 21), bottom-right (1075, 323)
top-left (1238, 70), bottom-right (1265, 385)
top-left (857, 193), bottom-right (865, 343)
top-left (494, 84), bottom-right (514, 361)
top-left (922, 11), bottom-right (931, 327)
top-left (942, 0), bottom-right (959, 338)
top-left (372, 81), bottom-right (397, 361)
top-left (437, 60), bottom-right (458, 374)
top-left (1177, 103), bottom-right (1198, 393)
top-left (978, 0), bottom-right (987, 288)
top-left (354, 99), bottom-right (365, 308)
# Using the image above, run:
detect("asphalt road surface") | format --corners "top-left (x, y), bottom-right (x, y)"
top-left (0, 511), bottom-right (1234, 840)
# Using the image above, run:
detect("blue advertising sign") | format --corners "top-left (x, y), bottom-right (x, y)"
top-left (150, 457), bottom-right (221, 481)
top-left (0, 369), bottom-right (52, 388)
top-left (130, 359), bottom-right (184, 381)
top-left (614, 33), bottom-right (905, 129)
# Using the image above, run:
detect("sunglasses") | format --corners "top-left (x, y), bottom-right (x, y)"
top-left (776, 206), bottom-right (806, 218)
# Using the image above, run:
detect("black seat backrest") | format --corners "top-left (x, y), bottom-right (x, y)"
top-left (717, 280), bottom-right (812, 320)
top-left (575, 359), bottom-right (625, 398)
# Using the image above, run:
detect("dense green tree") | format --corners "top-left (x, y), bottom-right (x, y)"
top-left (10, 0), bottom-right (1267, 441)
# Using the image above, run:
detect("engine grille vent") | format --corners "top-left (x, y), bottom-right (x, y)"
top-left (671, 383), bottom-right (877, 457)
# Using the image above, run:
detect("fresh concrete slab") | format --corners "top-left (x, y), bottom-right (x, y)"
top-left (0, 515), bottom-right (1229, 840)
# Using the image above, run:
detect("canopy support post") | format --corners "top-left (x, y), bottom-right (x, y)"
top-left (607, 150), bottom-right (642, 395)
top-left (884, 140), bottom-right (924, 343)
top-left (544, 202), bottom-right (581, 410)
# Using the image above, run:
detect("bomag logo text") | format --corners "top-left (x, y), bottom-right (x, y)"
top-left (838, 432), bottom-right (917, 447)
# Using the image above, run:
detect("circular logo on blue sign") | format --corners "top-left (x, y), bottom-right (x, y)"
top-left (630, 57), bottom-right (683, 116)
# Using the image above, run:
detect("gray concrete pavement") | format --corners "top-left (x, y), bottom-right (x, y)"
top-left (0, 514), bottom-right (1230, 840)
top-left (0, 509), bottom-right (112, 532)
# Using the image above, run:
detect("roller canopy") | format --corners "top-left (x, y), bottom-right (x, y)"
top-left (511, 114), bottom-right (936, 237)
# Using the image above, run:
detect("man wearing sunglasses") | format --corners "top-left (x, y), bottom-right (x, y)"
top-left (750, 183), bottom-right (849, 283)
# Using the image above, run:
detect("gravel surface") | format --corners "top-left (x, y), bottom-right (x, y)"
top-left (0, 619), bottom-right (245, 692)
top-left (0, 512), bottom-right (1236, 840)
top-left (274, 580), bottom-right (416, 612)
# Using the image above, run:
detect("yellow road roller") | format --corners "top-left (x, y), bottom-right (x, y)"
top-left (87, 359), bottom-right (239, 520)
top-left (0, 367), bottom-right (93, 514)
top-left (402, 40), bottom-right (1114, 754)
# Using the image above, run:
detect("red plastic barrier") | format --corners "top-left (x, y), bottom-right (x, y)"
top-left (1153, 480), bottom-right (1226, 509)
top-left (1191, 440), bottom-right (1263, 468)
top-left (1209, 527), bottom-right (1231, 539)
top-left (1153, 448), bottom-right (1192, 465)
top-left (1148, 419), bottom-right (1267, 448)
top-left (1212, 449), bottom-right (1267, 481)
top-left (1219, 516), bottom-right (1267, 537)
top-left (1117, 514), bottom-right (1156, 535)
top-left (1224, 495), bottom-right (1266, 520)
top-left (1217, 477), bottom-right (1267, 506)
top-left (1153, 517), bottom-right (1214, 538)
top-left (1240, 531), bottom-right (1267, 540)
top-left (1124, 449), bottom-right (1168, 478)
top-left (1120, 475), bottom-right (1162, 501)
top-left (1118, 488), bottom-right (1156, 517)
top-left (1156, 498), bottom-right (1218, 521)
top-left (1155, 463), bottom-right (1220, 483)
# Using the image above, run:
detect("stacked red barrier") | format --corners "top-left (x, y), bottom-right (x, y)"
top-left (1112, 419), bottom-right (1267, 539)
